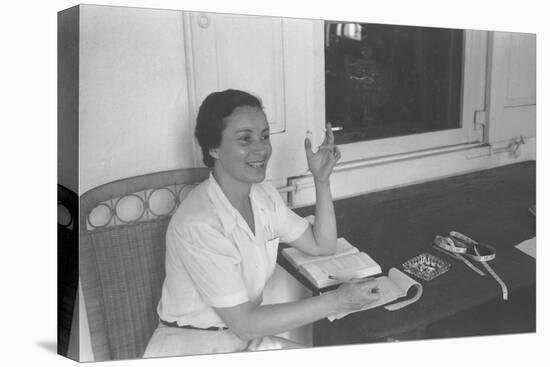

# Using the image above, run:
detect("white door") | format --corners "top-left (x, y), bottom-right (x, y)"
top-left (487, 32), bottom-right (536, 143)
top-left (185, 13), bottom-right (327, 182)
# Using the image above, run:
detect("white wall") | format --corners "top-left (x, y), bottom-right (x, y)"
top-left (58, 6), bottom-right (79, 193)
top-left (79, 5), bottom-right (195, 194)
top-left (77, 5), bottom-right (198, 359)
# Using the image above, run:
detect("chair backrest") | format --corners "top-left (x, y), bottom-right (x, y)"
top-left (79, 168), bottom-right (209, 361)
top-left (58, 184), bottom-right (78, 357)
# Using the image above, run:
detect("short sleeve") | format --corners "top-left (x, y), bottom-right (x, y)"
top-left (171, 223), bottom-right (249, 308)
top-left (262, 184), bottom-right (309, 244)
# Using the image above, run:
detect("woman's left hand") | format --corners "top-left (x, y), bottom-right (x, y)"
top-left (305, 123), bottom-right (341, 184)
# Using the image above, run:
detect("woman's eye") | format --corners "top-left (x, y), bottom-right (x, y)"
top-left (239, 135), bottom-right (251, 143)
top-left (262, 134), bottom-right (270, 141)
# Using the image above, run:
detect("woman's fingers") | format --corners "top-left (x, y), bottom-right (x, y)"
top-left (326, 122), bottom-right (335, 145)
top-left (304, 137), bottom-right (314, 159)
top-left (319, 123), bottom-right (334, 147)
top-left (305, 127), bottom-right (340, 178)
top-left (333, 146), bottom-right (341, 161)
top-left (320, 145), bottom-right (341, 165)
top-left (317, 144), bottom-right (337, 151)
top-left (311, 123), bottom-right (337, 153)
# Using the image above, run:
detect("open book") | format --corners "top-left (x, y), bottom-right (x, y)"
top-left (282, 237), bottom-right (382, 288)
top-left (328, 268), bottom-right (423, 321)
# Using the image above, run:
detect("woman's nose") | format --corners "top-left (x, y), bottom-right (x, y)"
top-left (251, 139), bottom-right (271, 156)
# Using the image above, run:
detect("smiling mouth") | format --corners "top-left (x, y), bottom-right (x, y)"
top-left (247, 161), bottom-right (266, 169)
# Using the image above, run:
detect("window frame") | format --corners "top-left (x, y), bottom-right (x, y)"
top-left (318, 27), bottom-right (488, 162)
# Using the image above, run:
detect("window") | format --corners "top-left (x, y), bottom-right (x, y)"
top-left (324, 22), bottom-right (487, 160)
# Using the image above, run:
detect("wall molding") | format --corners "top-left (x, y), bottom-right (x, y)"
top-left (289, 136), bottom-right (535, 208)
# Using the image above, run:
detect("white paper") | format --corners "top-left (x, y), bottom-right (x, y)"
top-left (327, 268), bottom-right (422, 321)
top-left (515, 237), bottom-right (536, 259)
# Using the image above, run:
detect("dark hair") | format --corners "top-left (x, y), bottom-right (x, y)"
top-left (195, 89), bottom-right (263, 167)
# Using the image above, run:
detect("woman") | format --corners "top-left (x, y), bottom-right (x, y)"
top-left (144, 89), bottom-right (379, 357)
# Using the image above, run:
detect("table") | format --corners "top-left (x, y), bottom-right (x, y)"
top-left (278, 161), bottom-right (536, 345)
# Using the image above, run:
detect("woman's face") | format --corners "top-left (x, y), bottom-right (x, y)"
top-left (210, 105), bottom-right (272, 185)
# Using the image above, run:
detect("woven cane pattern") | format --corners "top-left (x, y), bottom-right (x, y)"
top-left (80, 168), bottom-right (210, 361)
top-left (87, 183), bottom-right (199, 231)
top-left (58, 202), bottom-right (74, 230)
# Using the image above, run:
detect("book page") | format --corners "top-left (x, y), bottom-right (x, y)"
top-left (300, 252), bottom-right (381, 288)
top-left (282, 237), bottom-right (358, 268)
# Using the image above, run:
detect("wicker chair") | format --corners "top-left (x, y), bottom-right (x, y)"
top-left (79, 168), bottom-right (209, 361)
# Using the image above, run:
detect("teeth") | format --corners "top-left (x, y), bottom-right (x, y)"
top-left (248, 162), bottom-right (264, 168)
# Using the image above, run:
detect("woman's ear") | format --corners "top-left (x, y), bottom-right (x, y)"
top-left (209, 148), bottom-right (220, 160)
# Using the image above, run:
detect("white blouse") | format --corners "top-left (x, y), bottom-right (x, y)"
top-left (157, 173), bottom-right (308, 328)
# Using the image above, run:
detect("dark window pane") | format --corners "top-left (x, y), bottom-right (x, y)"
top-left (325, 23), bottom-right (464, 144)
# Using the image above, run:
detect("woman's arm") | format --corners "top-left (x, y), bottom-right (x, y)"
top-left (214, 278), bottom-right (379, 340)
top-left (289, 123), bottom-right (341, 256)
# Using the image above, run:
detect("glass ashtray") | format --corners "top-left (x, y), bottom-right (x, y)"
top-left (402, 253), bottom-right (451, 281)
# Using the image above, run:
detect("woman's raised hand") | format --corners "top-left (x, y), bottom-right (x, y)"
top-left (304, 123), bottom-right (342, 184)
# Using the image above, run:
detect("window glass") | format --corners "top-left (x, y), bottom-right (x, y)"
top-left (325, 22), bottom-right (464, 144)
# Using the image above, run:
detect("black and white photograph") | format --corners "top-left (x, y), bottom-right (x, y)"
top-left (58, 0), bottom-right (539, 363)
top-left (4, 0), bottom-right (547, 366)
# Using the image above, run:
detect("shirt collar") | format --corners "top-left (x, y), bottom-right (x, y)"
top-left (206, 173), bottom-right (269, 238)
top-left (206, 173), bottom-right (239, 234)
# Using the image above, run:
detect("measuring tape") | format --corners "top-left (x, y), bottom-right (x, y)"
top-left (434, 232), bottom-right (508, 300)
top-left (433, 236), bottom-right (485, 276)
